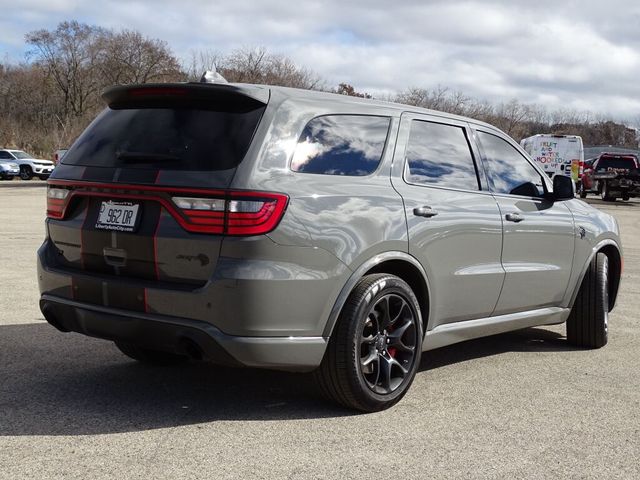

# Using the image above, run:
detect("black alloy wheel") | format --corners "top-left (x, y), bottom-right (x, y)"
top-left (19, 166), bottom-right (33, 180)
top-left (359, 293), bottom-right (418, 395)
top-left (315, 274), bottom-right (423, 412)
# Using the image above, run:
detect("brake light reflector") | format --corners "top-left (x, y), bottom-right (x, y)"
top-left (46, 187), bottom-right (70, 219)
top-left (172, 192), bottom-right (289, 235)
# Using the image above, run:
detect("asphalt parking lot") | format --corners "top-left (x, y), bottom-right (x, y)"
top-left (1, 185), bottom-right (638, 479)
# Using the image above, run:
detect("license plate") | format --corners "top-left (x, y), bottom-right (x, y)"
top-left (96, 201), bottom-right (140, 232)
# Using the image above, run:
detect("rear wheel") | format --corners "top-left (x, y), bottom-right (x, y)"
top-left (577, 182), bottom-right (587, 198)
top-left (19, 166), bottom-right (33, 180)
top-left (115, 341), bottom-right (188, 365)
top-left (314, 274), bottom-right (423, 412)
top-left (622, 193), bottom-right (630, 201)
top-left (601, 181), bottom-right (615, 201)
top-left (567, 252), bottom-right (608, 348)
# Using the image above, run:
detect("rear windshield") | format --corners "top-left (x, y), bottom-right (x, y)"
top-left (62, 106), bottom-right (265, 171)
top-left (596, 157), bottom-right (637, 170)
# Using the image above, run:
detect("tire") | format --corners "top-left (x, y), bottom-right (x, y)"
top-left (38, 175), bottom-right (49, 181)
top-left (115, 341), bottom-right (188, 365)
top-left (622, 193), bottom-right (630, 201)
top-left (578, 182), bottom-right (587, 198)
top-left (314, 274), bottom-right (423, 412)
top-left (19, 166), bottom-right (33, 180)
top-left (567, 252), bottom-right (609, 348)
top-left (601, 181), bottom-right (615, 201)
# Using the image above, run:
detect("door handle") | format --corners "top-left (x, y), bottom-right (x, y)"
top-left (413, 206), bottom-right (439, 218)
top-left (505, 213), bottom-right (524, 223)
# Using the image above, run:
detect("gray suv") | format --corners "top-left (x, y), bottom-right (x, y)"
top-left (38, 81), bottom-right (622, 411)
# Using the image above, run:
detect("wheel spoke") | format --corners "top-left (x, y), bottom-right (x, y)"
top-left (361, 333), bottom-right (376, 345)
top-left (388, 320), bottom-right (415, 353)
top-left (378, 355), bottom-right (393, 393)
top-left (378, 296), bottom-right (392, 330)
top-left (389, 298), bottom-right (409, 326)
top-left (360, 349), bottom-right (378, 369)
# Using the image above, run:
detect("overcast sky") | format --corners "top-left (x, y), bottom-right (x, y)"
top-left (1, 0), bottom-right (639, 122)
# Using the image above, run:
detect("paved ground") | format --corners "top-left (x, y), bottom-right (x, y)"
top-left (0, 186), bottom-right (638, 479)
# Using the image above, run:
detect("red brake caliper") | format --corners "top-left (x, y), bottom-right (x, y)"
top-left (387, 324), bottom-right (397, 358)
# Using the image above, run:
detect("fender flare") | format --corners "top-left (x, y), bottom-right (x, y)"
top-left (567, 238), bottom-right (622, 310)
top-left (322, 251), bottom-right (432, 338)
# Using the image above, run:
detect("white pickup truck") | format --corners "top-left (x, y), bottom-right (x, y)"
top-left (0, 149), bottom-right (56, 180)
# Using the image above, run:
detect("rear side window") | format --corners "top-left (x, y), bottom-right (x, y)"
top-left (405, 120), bottom-right (479, 190)
top-left (477, 131), bottom-right (544, 197)
top-left (291, 115), bottom-right (390, 176)
top-left (62, 106), bottom-right (265, 171)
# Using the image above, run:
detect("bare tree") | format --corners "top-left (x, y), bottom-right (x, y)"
top-left (97, 30), bottom-right (182, 85)
top-left (334, 83), bottom-right (371, 98)
top-left (216, 47), bottom-right (322, 89)
top-left (26, 21), bottom-right (107, 118)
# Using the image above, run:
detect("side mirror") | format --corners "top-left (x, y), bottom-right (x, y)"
top-left (552, 175), bottom-right (575, 201)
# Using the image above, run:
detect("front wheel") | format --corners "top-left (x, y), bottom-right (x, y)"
top-left (567, 252), bottom-right (609, 348)
top-left (315, 274), bottom-right (423, 412)
top-left (19, 166), bottom-right (33, 180)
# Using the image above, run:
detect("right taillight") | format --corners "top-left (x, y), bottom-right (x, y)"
top-left (171, 191), bottom-right (289, 235)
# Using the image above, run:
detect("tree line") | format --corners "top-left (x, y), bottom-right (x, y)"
top-left (0, 20), bottom-right (637, 158)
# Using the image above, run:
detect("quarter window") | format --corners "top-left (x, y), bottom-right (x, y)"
top-left (291, 115), bottom-right (390, 176)
top-left (405, 120), bottom-right (479, 190)
top-left (478, 132), bottom-right (545, 197)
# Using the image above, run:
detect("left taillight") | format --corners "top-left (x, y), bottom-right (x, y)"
top-left (46, 187), bottom-right (71, 219)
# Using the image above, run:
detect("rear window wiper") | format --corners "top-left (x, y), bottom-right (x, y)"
top-left (116, 151), bottom-right (181, 163)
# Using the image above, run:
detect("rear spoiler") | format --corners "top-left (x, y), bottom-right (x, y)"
top-left (102, 83), bottom-right (270, 111)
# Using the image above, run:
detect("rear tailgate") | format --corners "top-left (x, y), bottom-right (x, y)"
top-left (44, 83), bottom-right (270, 307)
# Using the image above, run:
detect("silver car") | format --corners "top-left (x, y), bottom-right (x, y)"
top-left (38, 80), bottom-right (622, 411)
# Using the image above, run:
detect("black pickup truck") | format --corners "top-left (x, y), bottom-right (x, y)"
top-left (580, 153), bottom-right (640, 201)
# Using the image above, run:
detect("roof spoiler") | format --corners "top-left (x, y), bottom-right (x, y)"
top-left (102, 83), bottom-right (270, 110)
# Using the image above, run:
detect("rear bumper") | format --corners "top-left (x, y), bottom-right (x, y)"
top-left (40, 294), bottom-right (328, 372)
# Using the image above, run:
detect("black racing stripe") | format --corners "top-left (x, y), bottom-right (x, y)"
top-left (117, 168), bottom-right (159, 184)
top-left (81, 167), bottom-right (115, 183)
top-left (73, 276), bottom-right (104, 305)
top-left (106, 283), bottom-right (146, 312)
top-left (117, 202), bottom-right (161, 280)
top-left (81, 199), bottom-right (115, 274)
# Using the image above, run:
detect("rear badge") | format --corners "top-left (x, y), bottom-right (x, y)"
top-left (96, 200), bottom-right (141, 232)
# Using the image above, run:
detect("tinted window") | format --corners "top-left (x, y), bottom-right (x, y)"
top-left (11, 151), bottom-right (31, 159)
top-left (405, 121), bottom-right (479, 190)
top-left (291, 115), bottom-right (390, 176)
top-left (596, 157), bottom-right (637, 170)
top-left (0, 151), bottom-right (12, 159)
top-left (478, 132), bottom-right (545, 197)
top-left (62, 106), bottom-right (265, 171)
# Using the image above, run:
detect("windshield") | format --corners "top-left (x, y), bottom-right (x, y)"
top-left (11, 151), bottom-right (32, 159)
top-left (597, 157), bottom-right (637, 170)
top-left (62, 105), bottom-right (265, 171)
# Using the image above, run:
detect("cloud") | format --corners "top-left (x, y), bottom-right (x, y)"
top-left (0, 0), bottom-right (639, 120)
